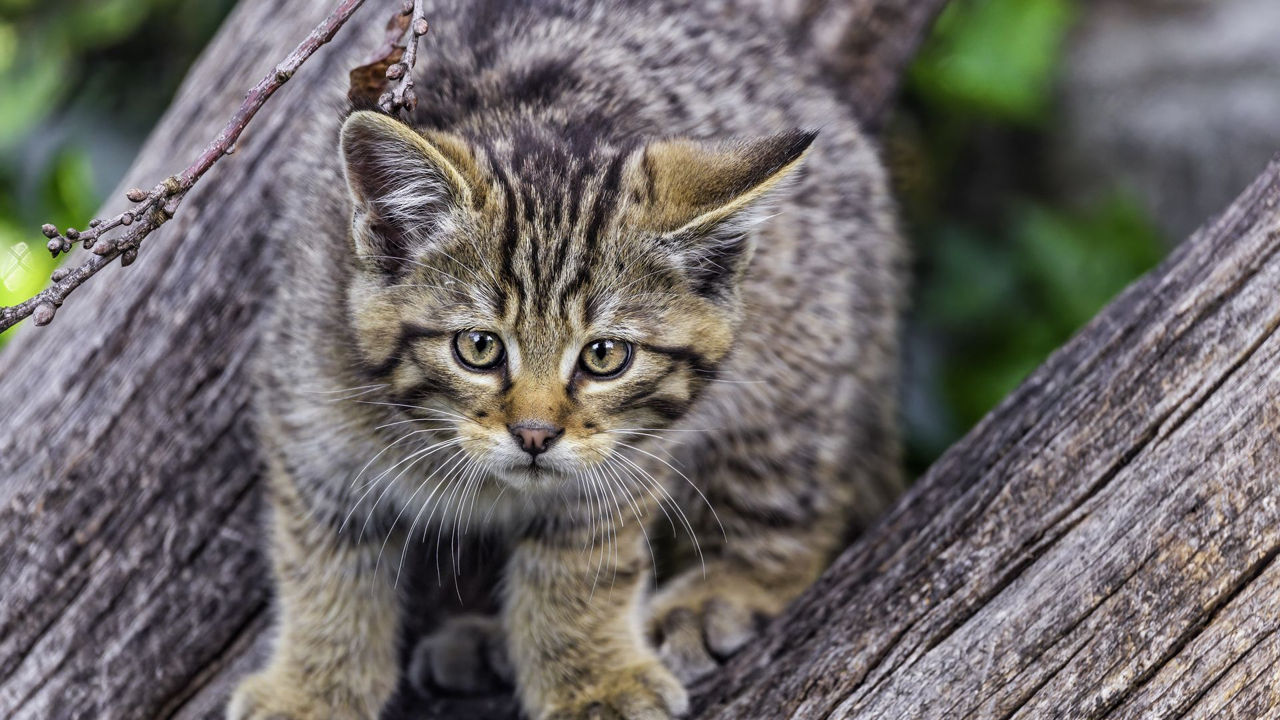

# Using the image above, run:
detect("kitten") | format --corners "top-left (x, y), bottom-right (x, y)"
top-left (228, 1), bottom-right (903, 718)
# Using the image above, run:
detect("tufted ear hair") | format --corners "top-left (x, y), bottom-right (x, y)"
top-left (634, 130), bottom-right (816, 298)
top-left (339, 110), bottom-right (480, 273)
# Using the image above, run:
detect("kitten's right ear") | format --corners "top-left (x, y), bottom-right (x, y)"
top-left (339, 111), bottom-right (476, 269)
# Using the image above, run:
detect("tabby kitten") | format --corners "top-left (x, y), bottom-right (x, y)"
top-left (228, 1), bottom-right (903, 719)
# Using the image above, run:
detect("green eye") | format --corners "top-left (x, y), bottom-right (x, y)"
top-left (580, 339), bottom-right (632, 377)
top-left (454, 330), bottom-right (505, 370)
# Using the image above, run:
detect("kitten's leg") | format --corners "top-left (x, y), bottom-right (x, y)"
top-left (649, 475), bottom-right (846, 683)
top-left (228, 471), bottom-right (401, 720)
top-left (506, 519), bottom-right (688, 720)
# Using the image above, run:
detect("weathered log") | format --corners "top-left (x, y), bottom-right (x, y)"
top-left (0, 1), bottom-right (945, 719)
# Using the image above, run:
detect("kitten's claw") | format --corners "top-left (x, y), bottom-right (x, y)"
top-left (410, 613), bottom-right (513, 695)
top-left (648, 574), bottom-right (777, 683)
top-left (540, 660), bottom-right (688, 720)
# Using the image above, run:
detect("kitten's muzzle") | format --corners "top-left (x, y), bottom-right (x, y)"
top-left (508, 421), bottom-right (564, 457)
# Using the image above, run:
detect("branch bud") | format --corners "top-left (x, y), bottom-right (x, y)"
top-left (121, 249), bottom-right (138, 267)
top-left (47, 239), bottom-right (62, 256)
top-left (126, 188), bottom-right (147, 202)
top-left (386, 63), bottom-right (404, 80)
top-left (400, 1), bottom-right (413, 14)
top-left (65, 228), bottom-right (79, 240)
top-left (32, 303), bottom-right (56, 326)
top-left (121, 212), bottom-right (134, 226)
top-left (41, 224), bottom-right (59, 239)
top-left (92, 240), bottom-right (113, 256)
top-left (51, 268), bottom-right (68, 282)
top-left (413, 18), bottom-right (429, 36)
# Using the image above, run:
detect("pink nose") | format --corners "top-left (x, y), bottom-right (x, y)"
top-left (509, 422), bottom-right (563, 456)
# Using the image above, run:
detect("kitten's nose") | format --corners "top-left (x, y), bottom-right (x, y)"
top-left (509, 421), bottom-right (563, 456)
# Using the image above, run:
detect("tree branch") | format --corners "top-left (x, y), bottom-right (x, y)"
top-left (0, 0), bottom-right (373, 334)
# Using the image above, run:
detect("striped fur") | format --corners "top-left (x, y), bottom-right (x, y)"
top-left (231, 1), bottom-right (903, 719)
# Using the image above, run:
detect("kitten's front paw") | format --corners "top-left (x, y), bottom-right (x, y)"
top-left (410, 613), bottom-right (513, 695)
top-left (540, 660), bottom-right (688, 720)
top-left (228, 665), bottom-right (384, 720)
top-left (648, 572), bottom-right (781, 683)
top-left (228, 670), bottom-right (332, 720)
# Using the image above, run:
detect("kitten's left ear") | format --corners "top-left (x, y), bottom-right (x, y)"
top-left (633, 130), bottom-right (816, 297)
top-left (340, 110), bottom-right (480, 271)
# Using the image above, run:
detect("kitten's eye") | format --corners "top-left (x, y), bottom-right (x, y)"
top-left (454, 330), bottom-right (505, 370)
top-left (579, 339), bottom-right (632, 377)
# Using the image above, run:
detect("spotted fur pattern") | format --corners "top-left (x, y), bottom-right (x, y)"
top-left (230, 1), bottom-right (903, 719)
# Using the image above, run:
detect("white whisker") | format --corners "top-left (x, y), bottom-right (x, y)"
top-left (379, 447), bottom-right (469, 580)
top-left (611, 450), bottom-right (705, 574)
top-left (614, 440), bottom-right (724, 541)
top-left (355, 437), bottom-right (464, 540)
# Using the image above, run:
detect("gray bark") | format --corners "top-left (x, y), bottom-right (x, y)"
top-left (0, 1), bottom-right (945, 719)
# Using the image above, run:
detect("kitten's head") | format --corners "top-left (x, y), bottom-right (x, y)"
top-left (338, 111), bottom-right (812, 491)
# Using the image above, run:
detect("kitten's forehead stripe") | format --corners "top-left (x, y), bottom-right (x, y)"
top-left (557, 147), bottom-right (632, 309)
top-left (487, 156), bottom-right (523, 314)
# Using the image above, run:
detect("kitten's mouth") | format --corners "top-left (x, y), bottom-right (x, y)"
top-left (492, 458), bottom-right (574, 491)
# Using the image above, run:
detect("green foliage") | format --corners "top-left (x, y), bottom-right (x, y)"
top-left (0, 0), bottom-right (234, 345)
top-left (0, 148), bottom-right (95, 310)
top-left (915, 197), bottom-right (1163, 437)
top-left (897, 0), bottom-right (1167, 473)
top-left (911, 0), bottom-right (1075, 123)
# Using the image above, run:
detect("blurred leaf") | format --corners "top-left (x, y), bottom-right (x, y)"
top-left (907, 192), bottom-right (1165, 466)
top-left (0, 21), bottom-right (16, 71)
top-left (1014, 196), bottom-right (1164, 327)
top-left (44, 146), bottom-right (100, 226)
top-left (911, 0), bottom-right (1076, 122)
top-left (917, 225), bottom-right (1018, 328)
top-left (64, 0), bottom-right (153, 48)
top-left (0, 39), bottom-right (68, 148)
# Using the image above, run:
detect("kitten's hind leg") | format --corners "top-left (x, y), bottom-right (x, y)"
top-left (648, 555), bottom-right (818, 683)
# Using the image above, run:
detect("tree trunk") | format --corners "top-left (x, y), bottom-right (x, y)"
top-left (0, 1), bottom-right (945, 719)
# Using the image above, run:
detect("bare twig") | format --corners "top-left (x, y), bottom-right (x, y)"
top-left (0, 0), bottom-right (370, 334)
top-left (379, 0), bottom-right (428, 115)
